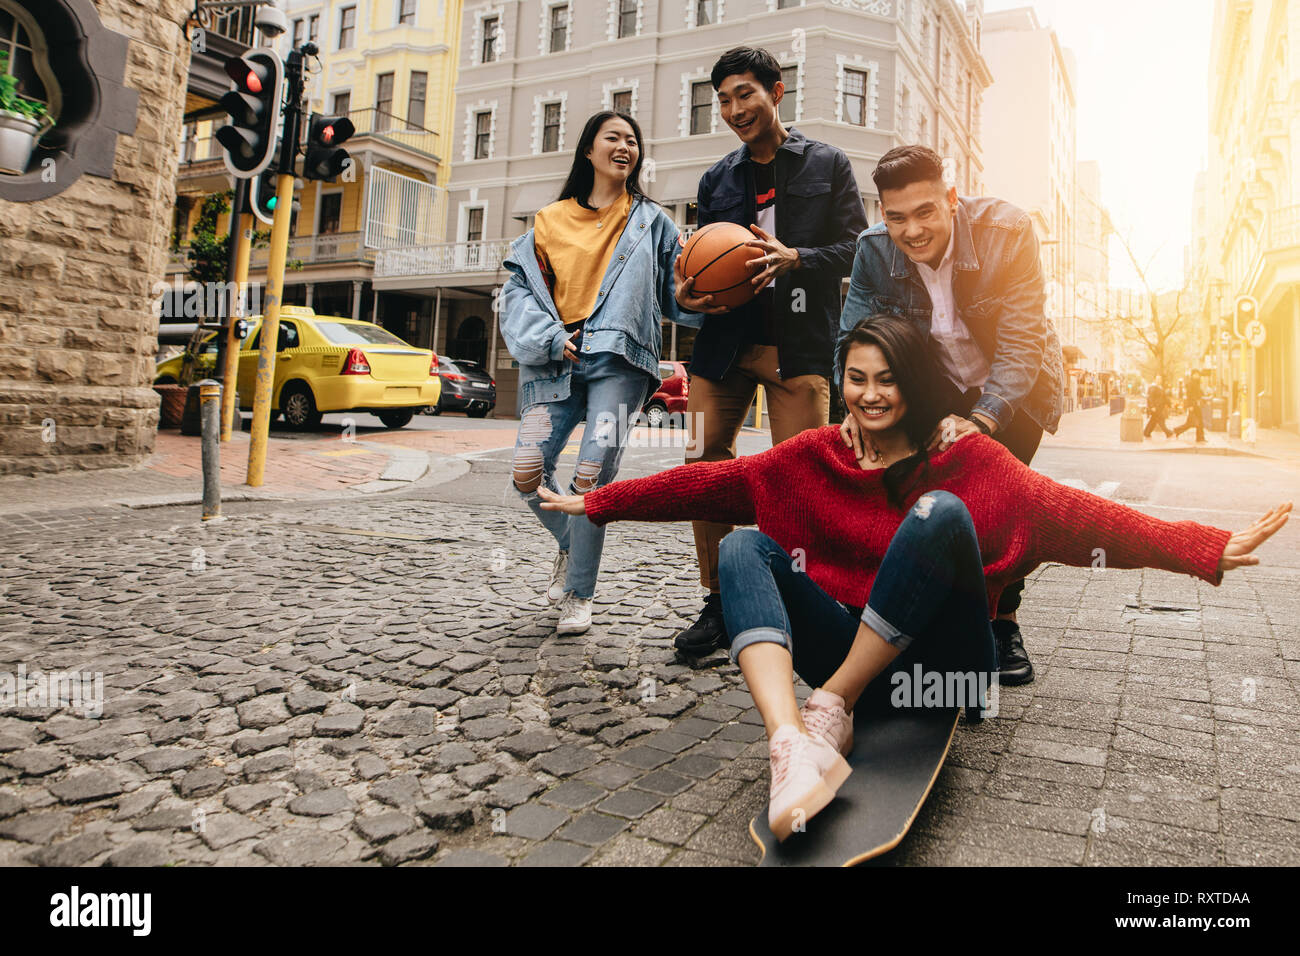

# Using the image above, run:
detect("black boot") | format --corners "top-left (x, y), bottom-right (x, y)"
top-left (673, 593), bottom-right (727, 655)
top-left (992, 618), bottom-right (1034, 685)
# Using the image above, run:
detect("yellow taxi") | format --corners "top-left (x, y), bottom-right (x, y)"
top-left (154, 307), bottom-right (441, 429)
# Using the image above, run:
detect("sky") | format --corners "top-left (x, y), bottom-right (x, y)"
top-left (981, 0), bottom-right (1215, 290)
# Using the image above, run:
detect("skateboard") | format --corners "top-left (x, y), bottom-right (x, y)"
top-left (748, 705), bottom-right (961, 866)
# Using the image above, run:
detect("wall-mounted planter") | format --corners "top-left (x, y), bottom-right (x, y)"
top-left (0, 110), bottom-right (47, 175)
top-left (0, 0), bottom-right (138, 202)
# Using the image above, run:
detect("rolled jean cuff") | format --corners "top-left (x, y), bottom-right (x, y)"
top-left (860, 602), bottom-right (914, 652)
top-left (729, 626), bottom-right (790, 663)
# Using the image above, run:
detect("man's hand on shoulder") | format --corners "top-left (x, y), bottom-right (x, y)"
top-left (926, 414), bottom-right (989, 453)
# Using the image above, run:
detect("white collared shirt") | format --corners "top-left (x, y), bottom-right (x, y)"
top-left (913, 231), bottom-right (990, 391)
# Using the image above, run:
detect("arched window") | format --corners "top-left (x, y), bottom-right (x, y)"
top-left (0, 1), bottom-right (59, 120)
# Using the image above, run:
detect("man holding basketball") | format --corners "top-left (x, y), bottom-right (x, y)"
top-left (838, 144), bottom-right (1065, 685)
top-left (672, 46), bottom-right (868, 655)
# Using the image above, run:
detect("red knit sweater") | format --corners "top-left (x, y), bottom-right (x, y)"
top-left (585, 427), bottom-right (1232, 613)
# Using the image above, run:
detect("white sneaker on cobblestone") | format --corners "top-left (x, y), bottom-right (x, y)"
top-left (556, 594), bottom-right (593, 635)
top-left (548, 551), bottom-right (570, 604)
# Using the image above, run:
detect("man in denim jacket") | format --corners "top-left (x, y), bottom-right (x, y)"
top-left (839, 145), bottom-right (1064, 686)
top-left (671, 47), bottom-right (868, 655)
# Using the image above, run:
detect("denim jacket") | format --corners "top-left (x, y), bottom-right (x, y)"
top-left (501, 197), bottom-right (701, 411)
top-left (690, 127), bottom-right (867, 382)
top-left (840, 196), bottom-right (1064, 434)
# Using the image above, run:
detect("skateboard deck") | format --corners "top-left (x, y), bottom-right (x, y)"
top-left (749, 705), bottom-right (961, 866)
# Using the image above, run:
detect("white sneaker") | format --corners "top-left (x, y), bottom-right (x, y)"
top-left (556, 594), bottom-right (593, 635)
top-left (547, 551), bottom-right (570, 604)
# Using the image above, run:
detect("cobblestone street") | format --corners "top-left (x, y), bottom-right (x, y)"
top-left (2, 445), bottom-right (1299, 866)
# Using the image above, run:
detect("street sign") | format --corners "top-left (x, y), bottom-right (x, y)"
top-left (1244, 319), bottom-right (1266, 348)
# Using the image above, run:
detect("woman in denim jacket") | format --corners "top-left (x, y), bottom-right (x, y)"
top-left (501, 110), bottom-right (700, 635)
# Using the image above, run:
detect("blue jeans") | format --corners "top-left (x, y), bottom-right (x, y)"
top-left (718, 491), bottom-right (997, 712)
top-left (511, 349), bottom-right (653, 599)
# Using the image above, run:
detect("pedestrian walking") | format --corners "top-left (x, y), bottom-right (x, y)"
top-left (1144, 377), bottom-right (1174, 438)
top-left (1172, 371), bottom-right (1207, 442)
top-left (838, 145), bottom-right (1063, 686)
top-left (670, 46), bottom-right (868, 656)
top-left (537, 314), bottom-right (1291, 840)
top-left (500, 110), bottom-right (699, 635)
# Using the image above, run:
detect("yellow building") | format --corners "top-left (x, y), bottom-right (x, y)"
top-left (170, 0), bottom-right (461, 348)
top-left (1195, 0), bottom-right (1300, 433)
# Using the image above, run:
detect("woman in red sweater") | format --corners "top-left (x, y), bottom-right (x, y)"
top-left (539, 315), bottom-right (1290, 841)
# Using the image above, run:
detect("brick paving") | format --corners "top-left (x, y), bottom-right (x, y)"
top-left (1, 485), bottom-right (1297, 867)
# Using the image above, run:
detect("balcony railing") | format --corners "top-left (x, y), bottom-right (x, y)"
top-left (374, 240), bottom-right (513, 278)
top-left (250, 232), bottom-right (376, 268)
top-left (1269, 204), bottom-right (1300, 250)
top-left (347, 108), bottom-right (440, 159)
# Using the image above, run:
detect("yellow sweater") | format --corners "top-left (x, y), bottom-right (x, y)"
top-left (534, 192), bottom-right (634, 326)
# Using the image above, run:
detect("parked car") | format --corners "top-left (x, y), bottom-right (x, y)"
top-left (154, 306), bottom-right (441, 430)
top-left (642, 360), bottom-right (689, 427)
top-left (427, 356), bottom-right (496, 418)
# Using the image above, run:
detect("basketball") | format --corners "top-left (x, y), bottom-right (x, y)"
top-left (680, 222), bottom-right (762, 310)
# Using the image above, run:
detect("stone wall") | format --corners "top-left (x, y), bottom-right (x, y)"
top-left (0, 0), bottom-right (192, 474)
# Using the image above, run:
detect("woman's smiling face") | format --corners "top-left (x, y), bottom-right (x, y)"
top-left (586, 116), bottom-right (639, 185)
top-left (842, 342), bottom-right (908, 435)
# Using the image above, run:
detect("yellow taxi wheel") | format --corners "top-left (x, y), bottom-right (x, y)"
top-left (281, 382), bottom-right (322, 430)
top-left (377, 408), bottom-right (415, 429)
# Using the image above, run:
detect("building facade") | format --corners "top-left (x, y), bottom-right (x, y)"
top-left (978, 6), bottom-right (1079, 371)
top-left (1193, 0), bottom-right (1300, 432)
top-left (372, 0), bottom-right (992, 415)
top-left (0, 0), bottom-right (191, 474)
top-left (170, 0), bottom-right (462, 348)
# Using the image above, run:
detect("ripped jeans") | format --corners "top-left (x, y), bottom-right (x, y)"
top-left (511, 349), bottom-right (653, 599)
top-left (718, 491), bottom-right (996, 708)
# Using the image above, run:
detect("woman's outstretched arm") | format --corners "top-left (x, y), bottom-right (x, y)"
top-left (539, 455), bottom-right (758, 527)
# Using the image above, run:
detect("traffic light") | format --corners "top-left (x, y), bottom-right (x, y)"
top-left (247, 169), bottom-right (302, 226)
top-left (303, 113), bottom-right (355, 182)
top-left (1233, 295), bottom-right (1257, 338)
top-left (216, 49), bottom-right (283, 178)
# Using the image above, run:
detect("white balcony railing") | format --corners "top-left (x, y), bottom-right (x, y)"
top-left (374, 240), bottom-right (513, 278)
top-left (251, 232), bottom-right (375, 268)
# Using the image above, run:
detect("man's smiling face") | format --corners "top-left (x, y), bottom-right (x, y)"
top-left (880, 179), bottom-right (958, 269)
top-left (716, 72), bottom-right (783, 144)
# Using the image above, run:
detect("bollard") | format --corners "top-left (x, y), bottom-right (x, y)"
top-left (199, 379), bottom-right (223, 521)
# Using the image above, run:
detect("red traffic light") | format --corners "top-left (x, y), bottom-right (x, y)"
top-left (322, 124), bottom-right (335, 144)
top-left (224, 56), bottom-right (269, 95)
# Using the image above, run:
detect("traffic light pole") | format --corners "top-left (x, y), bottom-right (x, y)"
top-left (219, 176), bottom-right (253, 442)
top-left (246, 49), bottom-right (305, 487)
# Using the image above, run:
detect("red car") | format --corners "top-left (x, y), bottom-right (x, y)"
top-left (642, 360), bottom-right (689, 427)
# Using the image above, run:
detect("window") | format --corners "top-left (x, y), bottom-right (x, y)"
top-left (308, 14), bottom-right (319, 43)
top-left (291, 17), bottom-right (303, 48)
top-left (319, 193), bottom-right (342, 235)
top-left (408, 72), bottom-right (427, 129)
top-left (843, 69), bottom-right (867, 126)
top-left (549, 4), bottom-right (568, 53)
top-left (542, 102), bottom-right (561, 152)
top-left (338, 6), bottom-right (355, 49)
top-left (375, 72), bottom-right (394, 130)
top-left (474, 111), bottom-right (492, 159)
top-left (0, 6), bottom-right (48, 107)
top-left (612, 89), bottom-right (633, 114)
top-left (618, 0), bottom-right (637, 38)
top-left (466, 207), bottom-right (484, 242)
top-left (690, 81), bottom-right (712, 135)
top-left (696, 0), bottom-right (716, 25)
top-left (482, 16), bottom-right (499, 63)
top-left (778, 0), bottom-right (801, 8)
top-left (331, 91), bottom-right (351, 116)
top-left (684, 202), bottom-right (698, 226)
top-left (399, 0), bottom-right (417, 25)
top-left (779, 65), bottom-right (798, 123)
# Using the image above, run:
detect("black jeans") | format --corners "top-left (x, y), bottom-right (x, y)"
top-left (942, 384), bottom-right (1043, 614)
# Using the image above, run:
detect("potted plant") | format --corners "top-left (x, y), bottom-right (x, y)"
top-left (0, 52), bottom-right (51, 175)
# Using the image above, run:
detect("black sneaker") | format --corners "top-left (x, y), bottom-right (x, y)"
top-left (673, 593), bottom-right (727, 655)
top-left (992, 619), bottom-right (1034, 685)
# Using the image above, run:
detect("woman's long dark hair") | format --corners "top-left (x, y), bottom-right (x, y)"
top-left (835, 314), bottom-right (950, 509)
top-left (557, 111), bottom-right (652, 209)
